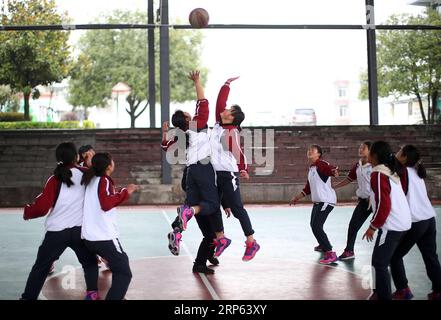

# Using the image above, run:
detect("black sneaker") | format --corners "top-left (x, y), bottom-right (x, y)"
top-left (192, 264), bottom-right (215, 274)
top-left (208, 256), bottom-right (219, 266)
top-left (171, 215), bottom-right (184, 232)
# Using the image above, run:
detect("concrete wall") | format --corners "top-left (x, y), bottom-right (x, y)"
top-left (0, 125), bottom-right (440, 207)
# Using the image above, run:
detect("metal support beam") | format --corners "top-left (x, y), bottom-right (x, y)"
top-left (148, 0), bottom-right (155, 128)
top-left (160, 0), bottom-right (171, 184)
top-left (366, 0), bottom-right (379, 125)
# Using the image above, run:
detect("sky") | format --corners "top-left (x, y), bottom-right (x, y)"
top-left (52, 0), bottom-right (425, 127)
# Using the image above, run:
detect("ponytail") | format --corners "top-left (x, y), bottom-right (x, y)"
top-left (401, 145), bottom-right (427, 179)
top-left (81, 152), bottom-right (113, 186)
top-left (416, 160), bottom-right (427, 179)
top-left (172, 110), bottom-right (190, 149)
top-left (53, 142), bottom-right (77, 187)
top-left (370, 141), bottom-right (401, 175)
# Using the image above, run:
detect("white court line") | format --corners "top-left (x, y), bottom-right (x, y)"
top-left (161, 209), bottom-right (220, 301)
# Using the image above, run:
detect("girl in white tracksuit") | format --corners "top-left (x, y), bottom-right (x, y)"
top-left (289, 144), bottom-right (339, 265)
top-left (333, 141), bottom-right (373, 260)
top-left (390, 145), bottom-right (441, 300)
top-left (21, 142), bottom-right (99, 300)
top-left (81, 152), bottom-right (138, 300)
top-left (362, 141), bottom-right (411, 300)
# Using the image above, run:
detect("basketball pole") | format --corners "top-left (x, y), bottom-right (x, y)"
top-left (148, 0), bottom-right (156, 129)
top-left (366, 0), bottom-right (379, 126)
top-left (159, 0), bottom-right (172, 184)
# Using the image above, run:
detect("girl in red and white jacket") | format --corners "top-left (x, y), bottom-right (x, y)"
top-left (333, 141), bottom-right (373, 260)
top-left (21, 142), bottom-right (99, 300)
top-left (289, 144), bottom-right (339, 265)
top-left (390, 145), bottom-right (441, 300)
top-left (81, 152), bottom-right (138, 300)
top-left (362, 141), bottom-right (411, 300)
top-left (209, 76), bottom-right (260, 262)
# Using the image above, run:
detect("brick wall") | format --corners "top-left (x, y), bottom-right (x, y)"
top-left (0, 125), bottom-right (440, 207)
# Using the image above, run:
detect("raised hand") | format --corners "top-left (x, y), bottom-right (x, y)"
top-left (162, 121), bottom-right (169, 132)
top-left (226, 76), bottom-right (240, 83)
top-left (188, 70), bottom-right (200, 82)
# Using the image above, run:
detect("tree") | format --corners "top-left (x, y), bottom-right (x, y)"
top-left (0, 0), bottom-right (71, 120)
top-left (0, 85), bottom-right (20, 112)
top-left (359, 9), bottom-right (441, 124)
top-left (68, 10), bottom-right (206, 128)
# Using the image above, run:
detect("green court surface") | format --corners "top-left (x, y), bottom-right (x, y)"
top-left (0, 205), bottom-right (440, 300)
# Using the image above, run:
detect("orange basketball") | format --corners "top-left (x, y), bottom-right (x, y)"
top-left (189, 8), bottom-right (209, 28)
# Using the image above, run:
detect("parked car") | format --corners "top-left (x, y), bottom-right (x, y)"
top-left (292, 108), bottom-right (317, 126)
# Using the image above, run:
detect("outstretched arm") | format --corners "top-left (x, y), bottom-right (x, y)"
top-left (188, 71), bottom-right (209, 129)
top-left (216, 76), bottom-right (239, 123)
top-left (188, 70), bottom-right (205, 100)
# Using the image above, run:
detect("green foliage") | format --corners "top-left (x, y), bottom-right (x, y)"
top-left (68, 10), bottom-right (206, 127)
top-left (0, 112), bottom-right (25, 122)
top-left (0, 121), bottom-right (81, 129)
top-left (359, 9), bottom-right (441, 124)
top-left (0, 85), bottom-right (20, 112)
top-left (0, 0), bottom-right (72, 120)
top-left (82, 120), bottom-right (96, 129)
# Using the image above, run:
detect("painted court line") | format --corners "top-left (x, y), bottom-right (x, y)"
top-left (161, 209), bottom-right (221, 301)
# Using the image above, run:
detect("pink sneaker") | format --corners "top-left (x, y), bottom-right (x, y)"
top-left (319, 251), bottom-right (338, 265)
top-left (84, 290), bottom-right (100, 300)
top-left (392, 287), bottom-right (414, 300)
top-left (338, 250), bottom-right (355, 260)
top-left (178, 205), bottom-right (194, 230)
top-left (242, 240), bottom-right (260, 261)
top-left (167, 228), bottom-right (182, 256)
top-left (214, 237), bottom-right (232, 258)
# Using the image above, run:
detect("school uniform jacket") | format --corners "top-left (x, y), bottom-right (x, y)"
top-left (400, 167), bottom-right (436, 223)
top-left (23, 165), bottom-right (87, 232)
top-left (301, 159), bottom-right (337, 205)
top-left (161, 99), bottom-right (211, 166)
top-left (347, 160), bottom-right (372, 199)
top-left (210, 81), bottom-right (249, 173)
top-left (81, 175), bottom-right (129, 241)
top-left (369, 165), bottom-right (411, 232)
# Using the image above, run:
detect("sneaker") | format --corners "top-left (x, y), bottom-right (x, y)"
top-left (214, 237), bottom-right (232, 258)
top-left (392, 287), bottom-right (414, 300)
top-left (192, 264), bottom-right (215, 274)
top-left (428, 291), bottom-right (441, 300)
top-left (208, 256), bottom-right (219, 266)
top-left (84, 290), bottom-right (100, 300)
top-left (171, 215), bottom-right (184, 232)
top-left (47, 263), bottom-right (55, 276)
top-left (177, 205), bottom-right (194, 231)
top-left (338, 250), bottom-right (355, 261)
top-left (314, 245), bottom-right (324, 252)
top-left (242, 240), bottom-right (261, 261)
top-left (167, 228), bottom-right (182, 256)
top-left (319, 251), bottom-right (338, 265)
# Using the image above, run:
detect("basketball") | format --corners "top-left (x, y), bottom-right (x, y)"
top-left (189, 8), bottom-right (209, 28)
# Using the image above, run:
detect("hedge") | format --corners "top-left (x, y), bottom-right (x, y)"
top-left (0, 112), bottom-right (25, 122)
top-left (0, 121), bottom-right (93, 129)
